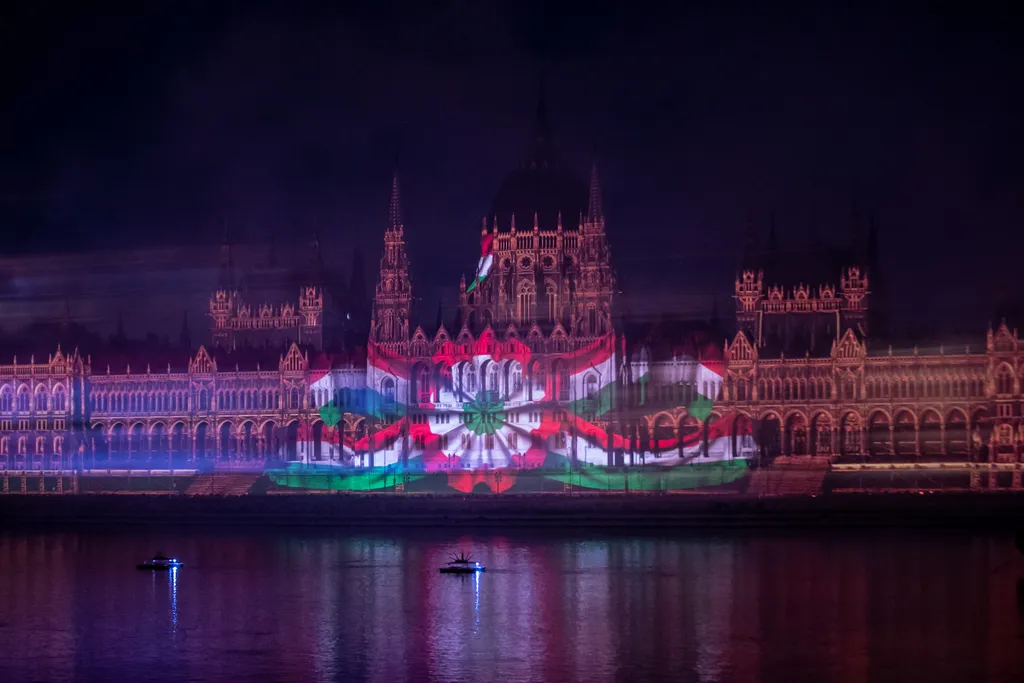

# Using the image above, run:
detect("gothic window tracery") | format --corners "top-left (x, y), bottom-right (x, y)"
top-left (517, 281), bottom-right (535, 323)
top-left (996, 364), bottom-right (1014, 395)
top-left (546, 282), bottom-right (557, 322)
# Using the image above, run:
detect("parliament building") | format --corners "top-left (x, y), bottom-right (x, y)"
top-left (1, 99), bottom-right (1021, 472)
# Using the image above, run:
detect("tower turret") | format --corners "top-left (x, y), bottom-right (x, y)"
top-left (371, 169), bottom-right (412, 343)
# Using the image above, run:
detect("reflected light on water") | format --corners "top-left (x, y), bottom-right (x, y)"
top-left (169, 566), bottom-right (178, 632)
top-left (0, 530), bottom-right (1022, 683)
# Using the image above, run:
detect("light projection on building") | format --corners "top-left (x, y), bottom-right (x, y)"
top-left (272, 331), bottom-right (757, 494)
top-left (465, 232), bottom-right (495, 293)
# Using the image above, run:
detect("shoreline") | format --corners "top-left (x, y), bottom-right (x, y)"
top-left (2, 492), bottom-right (1023, 530)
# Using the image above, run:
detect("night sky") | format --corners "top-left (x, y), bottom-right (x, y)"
top-left (2, 3), bottom-right (1022, 338)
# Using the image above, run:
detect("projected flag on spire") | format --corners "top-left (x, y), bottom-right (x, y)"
top-left (466, 233), bottom-right (495, 293)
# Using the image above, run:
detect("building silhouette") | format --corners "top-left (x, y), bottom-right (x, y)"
top-left (0, 100), bottom-right (1021, 473)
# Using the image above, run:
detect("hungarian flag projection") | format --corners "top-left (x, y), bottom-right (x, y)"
top-left (291, 330), bottom-right (756, 491)
top-left (355, 330), bottom-right (620, 473)
top-left (630, 343), bottom-right (757, 464)
top-left (465, 233), bottom-right (495, 293)
top-left (295, 355), bottom-right (346, 462)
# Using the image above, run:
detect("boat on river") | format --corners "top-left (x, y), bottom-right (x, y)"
top-left (440, 552), bottom-right (485, 574)
top-left (137, 553), bottom-right (183, 570)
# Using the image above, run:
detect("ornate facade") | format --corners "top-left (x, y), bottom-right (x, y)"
top-left (459, 164), bottom-right (614, 337)
top-left (1, 101), bottom-right (1021, 472)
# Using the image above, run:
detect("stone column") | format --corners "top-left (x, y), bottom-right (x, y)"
top-left (1011, 470), bottom-right (1022, 489)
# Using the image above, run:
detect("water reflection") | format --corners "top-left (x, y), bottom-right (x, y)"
top-left (169, 566), bottom-right (179, 632)
top-left (0, 530), bottom-right (1021, 682)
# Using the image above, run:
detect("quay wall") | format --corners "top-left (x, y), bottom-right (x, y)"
top-left (2, 490), bottom-right (1023, 530)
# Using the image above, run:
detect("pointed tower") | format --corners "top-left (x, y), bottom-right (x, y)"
top-left (576, 162), bottom-right (615, 336)
top-left (586, 162), bottom-right (603, 226)
top-left (371, 169), bottom-right (412, 343)
top-left (218, 222), bottom-right (235, 291)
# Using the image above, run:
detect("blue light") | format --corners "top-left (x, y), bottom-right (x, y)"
top-left (169, 566), bottom-right (179, 630)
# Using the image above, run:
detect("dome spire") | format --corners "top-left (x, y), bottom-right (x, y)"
top-left (587, 162), bottom-right (603, 222)
top-left (388, 165), bottom-right (402, 232)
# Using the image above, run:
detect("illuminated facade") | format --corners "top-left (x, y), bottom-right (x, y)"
top-left (0, 102), bottom-right (1021, 479)
top-left (715, 246), bottom-right (1019, 463)
top-left (210, 235), bottom-right (325, 350)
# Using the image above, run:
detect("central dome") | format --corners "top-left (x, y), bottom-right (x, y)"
top-left (488, 93), bottom-right (587, 233)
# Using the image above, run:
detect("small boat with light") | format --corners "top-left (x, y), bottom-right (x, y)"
top-left (439, 552), bottom-right (485, 574)
top-left (137, 553), bottom-right (183, 570)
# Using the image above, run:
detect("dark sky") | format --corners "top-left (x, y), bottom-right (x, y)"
top-left (2, 3), bottom-right (1022, 337)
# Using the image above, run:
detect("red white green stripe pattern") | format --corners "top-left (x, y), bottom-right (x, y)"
top-left (294, 332), bottom-right (756, 489)
top-left (465, 233), bottom-right (495, 293)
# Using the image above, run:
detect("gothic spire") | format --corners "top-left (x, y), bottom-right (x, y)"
top-left (587, 162), bottom-right (603, 222)
top-left (372, 168), bottom-right (411, 343)
top-left (219, 220), bottom-right (234, 290)
top-left (388, 168), bottom-right (402, 232)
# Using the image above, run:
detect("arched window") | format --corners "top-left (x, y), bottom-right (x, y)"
top-left (54, 387), bottom-right (67, 411)
top-left (517, 281), bottom-right (535, 323)
top-left (587, 305), bottom-right (597, 335)
top-left (290, 388), bottom-right (300, 409)
top-left (996, 365), bottom-right (1014, 395)
top-left (17, 387), bottom-right (30, 412)
top-left (463, 364), bottom-right (477, 396)
top-left (0, 389), bottom-right (12, 412)
top-left (507, 361), bottom-right (523, 398)
top-left (486, 363), bottom-right (500, 400)
top-left (381, 378), bottom-right (396, 404)
top-left (546, 282), bottom-right (557, 322)
top-left (528, 361), bottom-right (544, 401)
top-left (584, 373), bottom-right (599, 398)
top-left (437, 364), bottom-right (453, 397)
top-left (555, 362), bottom-right (570, 401)
top-left (416, 366), bottom-right (431, 403)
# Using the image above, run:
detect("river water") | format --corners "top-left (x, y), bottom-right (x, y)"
top-left (0, 528), bottom-right (1022, 682)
